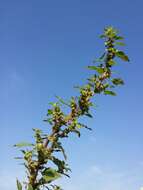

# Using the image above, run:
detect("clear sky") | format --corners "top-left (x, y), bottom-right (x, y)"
top-left (0, 0), bottom-right (143, 190)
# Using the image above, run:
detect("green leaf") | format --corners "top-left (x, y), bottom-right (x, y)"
top-left (47, 109), bottom-right (53, 115)
top-left (51, 157), bottom-right (71, 177)
top-left (85, 112), bottom-right (93, 118)
top-left (28, 184), bottom-right (33, 190)
top-left (115, 42), bottom-right (125, 46)
top-left (76, 123), bottom-right (82, 129)
top-left (100, 34), bottom-right (106, 38)
top-left (52, 157), bottom-right (65, 171)
top-left (88, 66), bottom-right (104, 74)
top-left (103, 83), bottom-right (109, 89)
top-left (60, 146), bottom-right (67, 160)
top-left (99, 52), bottom-right (106, 60)
top-left (78, 123), bottom-right (92, 130)
top-left (55, 96), bottom-right (70, 107)
top-left (114, 36), bottom-right (124, 40)
top-left (115, 51), bottom-right (129, 61)
top-left (108, 60), bottom-right (116, 66)
top-left (33, 128), bottom-right (42, 133)
top-left (55, 142), bottom-right (67, 160)
top-left (104, 90), bottom-right (116, 96)
top-left (16, 179), bottom-right (22, 190)
top-left (43, 118), bottom-right (53, 125)
top-left (42, 168), bottom-right (61, 183)
top-left (49, 102), bottom-right (57, 107)
top-left (14, 157), bottom-right (23, 160)
top-left (112, 78), bottom-right (124, 85)
top-left (68, 127), bottom-right (81, 137)
top-left (14, 142), bottom-right (34, 148)
top-left (93, 53), bottom-right (106, 63)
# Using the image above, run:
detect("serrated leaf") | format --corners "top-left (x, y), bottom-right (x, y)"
top-left (104, 90), bottom-right (116, 96)
top-left (14, 142), bottom-right (34, 148)
top-left (16, 179), bottom-right (22, 190)
top-left (115, 51), bottom-right (129, 61)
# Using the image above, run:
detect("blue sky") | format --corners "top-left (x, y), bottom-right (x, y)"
top-left (0, 0), bottom-right (143, 190)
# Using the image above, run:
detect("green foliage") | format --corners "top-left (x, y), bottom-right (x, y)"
top-left (112, 78), bottom-right (124, 85)
top-left (115, 50), bottom-right (129, 61)
top-left (104, 90), bottom-right (116, 96)
top-left (87, 66), bottom-right (105, 74)
top-left (41, 168), bottom-right (61, 183)
top-left (14, 142), bottom-right (34, 148)
top-left (17, 179), bottom-right (22, 190)
top-left (115, 41), bottom-right (125, 46)
top-left (27, 185), bottom-right (33, 190)
top-left (15, 26), bottom-right (129, 190)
